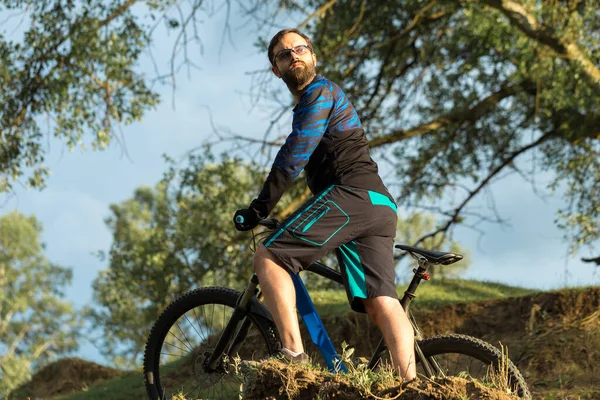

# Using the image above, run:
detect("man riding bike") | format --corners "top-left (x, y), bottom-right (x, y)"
top-left (233, 28), bottom-right (417, 381)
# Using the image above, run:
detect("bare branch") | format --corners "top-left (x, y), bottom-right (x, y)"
top-left (581, 256), bottom-right (600, 266)
top-left (408, 129), bottom-right (555, 248)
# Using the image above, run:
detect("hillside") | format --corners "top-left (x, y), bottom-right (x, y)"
top-left (9, 280), bottom-right (600, 399)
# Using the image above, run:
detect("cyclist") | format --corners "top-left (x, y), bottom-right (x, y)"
top-left (234, 28), bottom-right (417, 381)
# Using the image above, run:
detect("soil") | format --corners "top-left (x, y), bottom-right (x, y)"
top-left (295, 286), bottom-right (600, 399)
top-left (241, 359), bottom-right (519, 399)
top-left (10, 357), bottom-right (123, 399)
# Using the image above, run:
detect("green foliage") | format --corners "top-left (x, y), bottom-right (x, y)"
top-left (0, 0), bottom-right (159, 192)
top-left (301, 0), bottom-right (600, 251)
top-left (0, 211), bottom-right (79, 398)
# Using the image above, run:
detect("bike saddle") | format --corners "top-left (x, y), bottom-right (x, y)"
top-left (395, 244), bottom-right (463, 265)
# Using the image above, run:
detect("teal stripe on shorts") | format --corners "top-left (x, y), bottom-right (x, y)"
top-left (339, 241), bottom-right (367, 299)
top-left (368, 190), bottom-right (397, 212)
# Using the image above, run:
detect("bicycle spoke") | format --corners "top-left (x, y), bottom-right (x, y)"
top-left (193, 306), bottom-right (208, 339)
top-left (160, 351), bottom-right (190, 359)
top-left (163, 340), bottom-right (192, 356)
top-left (184, 313), bottom-right (204, 342)
top-left (210, 303), bottom-right (215, 335)
top-left (176, 320), bottom-right (196, 353)
top-left (168, 326), bottom-right (194, 353)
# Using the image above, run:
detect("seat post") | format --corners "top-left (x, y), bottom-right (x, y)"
top-left (399, 257), bottom-right (431, 311)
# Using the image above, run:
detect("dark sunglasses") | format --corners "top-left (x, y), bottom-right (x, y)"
top-left (272, 44), bottom-right (312, 65)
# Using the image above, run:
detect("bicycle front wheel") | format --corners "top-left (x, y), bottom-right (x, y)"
top-left (143, 287), bottom-right (279, 400)
top-left (417, 334), bottom-right (531, 399)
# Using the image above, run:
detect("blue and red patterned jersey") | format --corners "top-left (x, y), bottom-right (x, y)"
top-left (250, 75), bottom-right (390, 218)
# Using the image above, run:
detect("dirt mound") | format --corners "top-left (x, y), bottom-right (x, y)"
top-left (241, 359), bottom-right (518, 399)
top-left (10, 357), bottom-right (123, 399)
top-left (294, 287), bottom-right (600, 398)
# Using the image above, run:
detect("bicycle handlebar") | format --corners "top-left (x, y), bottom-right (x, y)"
top-left (234, 215), bottom-right (279, 230)
top-left (258, 218), bottom-right (279, 229)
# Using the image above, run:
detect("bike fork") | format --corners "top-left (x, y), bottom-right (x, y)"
top-left (205, 274), bottom-right (259, 370)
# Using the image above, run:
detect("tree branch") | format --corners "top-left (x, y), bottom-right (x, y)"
top-left (408, 129), bottom-right (555, 248)
top-left (298, 0), bottom-right (338, 29)
top-left (474, 0), bottom-right (600, 87)
top-left (274, 186), bottom-right (312, 220)
top-left (582, 256), bottom-right (600, 266)
top-left (368, 79), bottom-right (535, 148)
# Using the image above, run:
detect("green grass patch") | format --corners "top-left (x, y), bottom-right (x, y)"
top-left (311, 278), bottom-right (535, 315)
top-left (53, 371), bottom-right (144, 400)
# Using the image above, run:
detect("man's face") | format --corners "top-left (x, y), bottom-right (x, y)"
top-left (271, 33), bottom-right (317, 89)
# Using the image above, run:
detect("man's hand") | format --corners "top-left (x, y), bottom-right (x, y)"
top-left (233, 208), bottom-right (260, 231)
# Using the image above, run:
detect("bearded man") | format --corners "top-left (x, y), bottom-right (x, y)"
top-left (234, 28), bottom-right (417, 381)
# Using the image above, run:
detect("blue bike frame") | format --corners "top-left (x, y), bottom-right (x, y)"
top-left (290, 272), bottom-right (348, 373)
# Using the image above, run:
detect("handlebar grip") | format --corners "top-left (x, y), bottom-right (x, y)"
top-left (235, 215), bottom-right (245, 224)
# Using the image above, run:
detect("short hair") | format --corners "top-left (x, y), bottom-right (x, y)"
top-left (268, 28), bottom-right (314, 65)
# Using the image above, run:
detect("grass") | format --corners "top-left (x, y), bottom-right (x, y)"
top-left (311, 278), bottom-right (535, 315)
top-left (51, 371), bottom-right (145, 400)
top-left (52, 279), bottom-right (535, 400)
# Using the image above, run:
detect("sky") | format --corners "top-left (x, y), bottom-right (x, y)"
top-left (1, 3), bottom-right (598, 365)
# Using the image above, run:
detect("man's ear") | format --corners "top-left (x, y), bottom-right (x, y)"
top-left (271, 65), bottom-right (282, 79)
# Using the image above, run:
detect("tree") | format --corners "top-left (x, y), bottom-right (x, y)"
top-left (0, 211), bottom-right (78, 398)
top-left (292, 0), bottom-right (599, 256)
top-left (0, 0), bottom-right (284, 193)
top-left (0, 0), bottom-right (164, 192)
top-left (3, 0), bottom-right (597, 257)
top-left (84, 149), bottom-right (305, 366)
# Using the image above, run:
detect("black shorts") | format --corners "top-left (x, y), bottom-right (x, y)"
top-left (263, 185), bottom-right (398, 313)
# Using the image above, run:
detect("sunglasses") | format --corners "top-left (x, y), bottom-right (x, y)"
top-left (272, 44), bottom-right (313, 65)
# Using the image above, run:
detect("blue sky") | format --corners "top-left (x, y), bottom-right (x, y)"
top-left (1, 4), bottom-right (598, 365)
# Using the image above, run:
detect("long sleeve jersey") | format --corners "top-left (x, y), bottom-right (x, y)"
top-left (250, 74), bottom-right (390, 218)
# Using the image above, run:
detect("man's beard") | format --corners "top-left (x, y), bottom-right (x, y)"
top-left (281, 61), bottom-right (316, 89)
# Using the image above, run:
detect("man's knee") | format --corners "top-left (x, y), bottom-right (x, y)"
top-left (363, 296), bottom-right (399, 320)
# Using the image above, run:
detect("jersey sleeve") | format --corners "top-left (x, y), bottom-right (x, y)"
top-left (250, 83), bottom-right (334, 218)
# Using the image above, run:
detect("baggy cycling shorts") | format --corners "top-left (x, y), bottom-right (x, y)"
top-left (263, 185), bottom-right (398, 313)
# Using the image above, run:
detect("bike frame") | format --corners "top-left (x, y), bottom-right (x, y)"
top-left (206, 254), bottom-right (441, 376)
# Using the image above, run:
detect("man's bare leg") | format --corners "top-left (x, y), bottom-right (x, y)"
top-left (254, 245), bottom-right (304, 354)
top-left (363, 296), bottom-right (417, 380)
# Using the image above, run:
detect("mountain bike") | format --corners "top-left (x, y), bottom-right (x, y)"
top-left (143, 218), bottom-right (531, 400)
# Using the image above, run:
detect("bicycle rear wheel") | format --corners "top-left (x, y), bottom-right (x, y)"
top-left (417, 334), bottom-right (531, 399)
top-left (143, 287), bottom-right (279, 400)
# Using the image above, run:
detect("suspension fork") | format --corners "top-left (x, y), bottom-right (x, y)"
top-left (227, 290), bottom-right (264, 356)
top-left (206, 274), bottom-right (259, 370)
